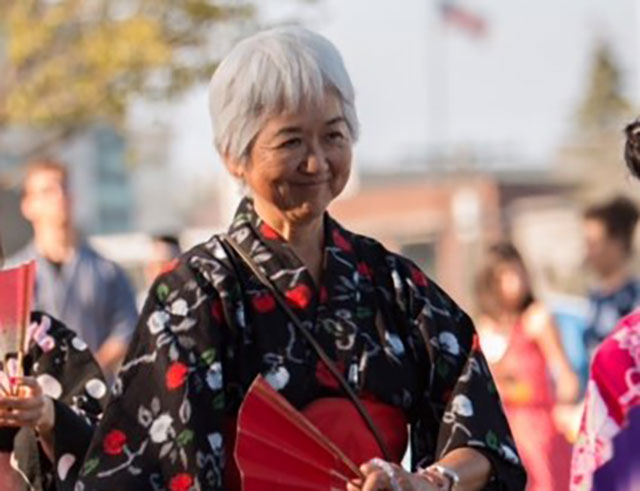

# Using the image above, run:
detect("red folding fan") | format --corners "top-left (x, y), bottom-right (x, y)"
top-left (235, 375), bottom-right (363, 490)
top-left (0, 261), bottom-right (36, 394)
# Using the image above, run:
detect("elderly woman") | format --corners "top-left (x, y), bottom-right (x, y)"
top-left (0, 234), bottom-right (106, 490)
top-left (78, 27), bottom-right (526, 490)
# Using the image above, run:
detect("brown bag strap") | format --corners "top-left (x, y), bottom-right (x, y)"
top-left (221, 234), bottom-right (393, 462)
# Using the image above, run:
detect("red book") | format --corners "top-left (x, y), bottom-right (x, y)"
top-left (235, 376), bottom-right (363, 490)
top-left (0, 261), bottom-right (36, 393)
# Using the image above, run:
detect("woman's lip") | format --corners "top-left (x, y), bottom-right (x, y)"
top-left (293, 180), bottom-right (331, 186)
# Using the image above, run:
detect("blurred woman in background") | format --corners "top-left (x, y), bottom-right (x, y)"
top-left (476, 242), bottom-right (579, 490)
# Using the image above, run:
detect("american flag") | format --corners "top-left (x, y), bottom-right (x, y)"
top-left (440, 1), bottom-right (487, 38)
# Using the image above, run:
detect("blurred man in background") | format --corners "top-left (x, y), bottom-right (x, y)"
top-left (10, 158), bottom-right (137, 377)
top-left (583, 196), bottom-right (640, 356)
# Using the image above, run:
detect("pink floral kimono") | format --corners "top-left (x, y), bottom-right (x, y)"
top-left (570, 311), bottom-right (640, 490)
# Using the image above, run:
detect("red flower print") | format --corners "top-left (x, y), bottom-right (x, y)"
top-left (315, 360), bottom-right (345, 389)
top-left (411, 267), bottom-right (429, 288)
top-left (260, 222), bottom-right (281, 240)
top-left (319, 286), bottom-right (329, 304)
top-left (166, 362), bottom-right (189, 390)
top-left (159, 259), bottom-right (180, 275)
top-left (357, 262), bottom-right (372, 279)
top-left (471, 333), bottom-right (481, 352)
top-left (169, 473), bottom-right (194, 491)
top-left (252, 291), bottom-right (276, 313)
top-left (332, 229), bottom-right (353, 252)
top-left (103, 429), bottom-right (127, 456)
top-left (211, 298), bottom-right (224, 324)
top-left (285, 284), bottom-right (312, 310)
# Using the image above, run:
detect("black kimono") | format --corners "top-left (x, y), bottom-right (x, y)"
top-left (0, 312), bottom-right (106, 490)
top-left (78, 198), bottom-right (526, 490)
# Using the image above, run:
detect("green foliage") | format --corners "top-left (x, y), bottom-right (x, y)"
top-left (0, 0), bottom-right (254, 131)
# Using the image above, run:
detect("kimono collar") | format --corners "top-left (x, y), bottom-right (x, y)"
top-left (226, 197), bottom-right (361, 312)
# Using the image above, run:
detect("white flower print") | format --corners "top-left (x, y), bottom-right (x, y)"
top-left (85, 378), bottom-right (108, 399)
top-left (148, 311), bottom-right (170, 334)
top-left (501, 444), bottom-right (519, 465)
top-left (37, 373), bottom-right (63, 399)
top-left (57, 453), bottom-right (76, 481)
top-left (170, 299), bottom-right (189, 316)
top-left (391, 270), bottom-right (403, 291)
top-left (208, 432), bottom-right (223, 453)
top-left (27, 315), bottom-right (56, 352)
top-left (451, 394), bottom-right (474, 417)
top-left (212, 243), bottom-right (227, 260)
top-left (149, 413), bottom-right (174, 443)
top-left (439, 331), bottom-right (460, 356)
top-left (206, 362), bottom-right (223, 390)
top-left (265, 366), bottom-right (290, 391)
top-left (71, 337), bottom-right (88, 351)
top-left (385, 332), bottom-right (405, 356)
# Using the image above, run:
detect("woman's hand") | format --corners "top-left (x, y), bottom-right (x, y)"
top-left (346, 459), bottom-right (439, 491)
top-left (0, 377), bottom-right (55, 434)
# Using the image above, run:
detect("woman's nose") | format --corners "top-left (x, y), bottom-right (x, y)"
top-left (301, 142), bottom-right (329, 174)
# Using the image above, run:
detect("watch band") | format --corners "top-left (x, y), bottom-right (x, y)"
top-left (421, 464), bottom-right (461, 491)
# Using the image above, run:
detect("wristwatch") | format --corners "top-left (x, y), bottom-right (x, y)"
top-left (420, 464), bottom-right (461, 491)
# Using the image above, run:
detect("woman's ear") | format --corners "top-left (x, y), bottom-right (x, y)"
top-left (222, 153), bottom-right (245, 180)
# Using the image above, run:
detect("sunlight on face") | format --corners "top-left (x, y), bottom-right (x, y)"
top-left (22, 169), bottom-right (71, 228)
top-left (234, 91), bottom-right (353, 225)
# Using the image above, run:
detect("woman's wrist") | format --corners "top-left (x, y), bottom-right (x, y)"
top-left (35, 396), bottom-right (55, 435)
top-left (417, 464), bottom-right (459, 490)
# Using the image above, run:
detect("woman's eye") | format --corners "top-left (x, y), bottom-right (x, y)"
top-left (327, 131), bottom-right (345, 142)
top-left (280, 138), bottom-right (302, 149)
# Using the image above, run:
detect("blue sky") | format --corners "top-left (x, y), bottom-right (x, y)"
top-left (139, 0), bottom-right (640, 177)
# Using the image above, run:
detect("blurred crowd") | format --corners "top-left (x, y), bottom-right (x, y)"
top-left (1, 59), bottom-right (640, 491)
top-left (4, 133), bottom-right (639, 490)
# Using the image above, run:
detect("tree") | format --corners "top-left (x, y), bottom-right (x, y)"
top-left (0, 0), bottom-right (255, 150)
top-left (554, 41), bottom-right (635, 202)
top-left (577, 41), bottom-right (632, 133)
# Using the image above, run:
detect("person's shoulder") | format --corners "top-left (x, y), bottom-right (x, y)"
top-left (340, 225), bottom-right (432, 286)
top-left (80, 242), bottom-right (123, 271)
top-left (29, 311), bottom-right (77, 344)
top-left (592, 310), bottom-right (640, 369)
top-left (629, 277), bottom-right (640, 296)
top-left (149, 235), bottom-right (235, 301)
top-left (344, 225), bottom-right (461, 315)
top-left (522, 301), bottom-right (553, 338)
top-left (5, 242), bottom-right (37, 268)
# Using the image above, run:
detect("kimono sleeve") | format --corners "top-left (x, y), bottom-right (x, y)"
top-left (77, 264), bottom-right (228, 491)
top-left (406, 272), bottom-right (527, 490)
top-left (13, 312), bottom-right (106, 490)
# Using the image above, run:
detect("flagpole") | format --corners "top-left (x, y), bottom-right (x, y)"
top-left (427, 1), bottom-right (449, 167)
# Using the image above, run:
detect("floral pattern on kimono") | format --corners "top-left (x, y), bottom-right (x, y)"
top-left (0, 312), bottom-right (106, 490)
top-left (570, 310), bottom-right (640, 491)
top-left (77, 198), bottom-right (526, 490)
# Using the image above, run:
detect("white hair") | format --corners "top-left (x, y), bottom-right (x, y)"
top-left (208, 26), bottom-right (358, 162)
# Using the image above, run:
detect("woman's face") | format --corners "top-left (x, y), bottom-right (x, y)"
top-left (227, 91), bottom-right (352, 225)
top-left (495, 261), bottom-right (528, 310)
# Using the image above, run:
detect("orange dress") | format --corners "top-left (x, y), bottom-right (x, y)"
top-left (483, 320), bottom-right (571, 491)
